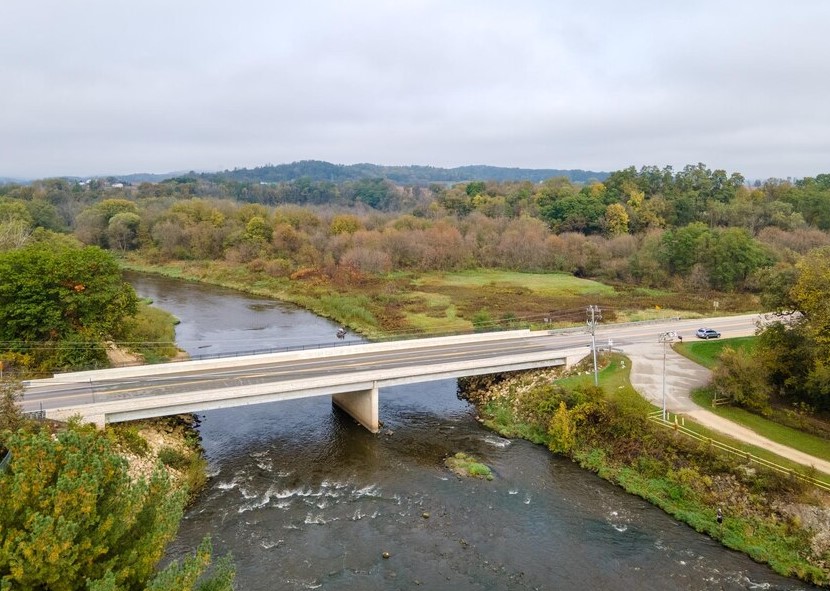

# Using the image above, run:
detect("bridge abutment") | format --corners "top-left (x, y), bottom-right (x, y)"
top-left (332, 383), bottom-right (379, 433)
top-left (87, 413), bottom-right (107, 429)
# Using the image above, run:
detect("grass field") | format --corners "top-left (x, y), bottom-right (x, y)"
top-left (412, 270), bottom-right (617, 296)
top-left (675, 336), bottom-right (757, 368)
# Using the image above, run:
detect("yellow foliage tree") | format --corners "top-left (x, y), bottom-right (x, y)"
top-left (547, 401), bottom-right (576, 454)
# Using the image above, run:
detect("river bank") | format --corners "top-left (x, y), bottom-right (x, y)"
top-left (111, 415), bottom-right (208, 502)
top-left (458, 358), bottom-right (830, 586)
top-left (117, 265), bottom-right (829, 588)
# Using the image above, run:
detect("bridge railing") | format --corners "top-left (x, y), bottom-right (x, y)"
top-left (647, 411), bottom-right (830, 492)
top-left (158, 339), bottom-right (365, 365)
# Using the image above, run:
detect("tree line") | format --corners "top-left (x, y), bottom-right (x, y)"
top-left (3, 164), bottom-right (824, 292)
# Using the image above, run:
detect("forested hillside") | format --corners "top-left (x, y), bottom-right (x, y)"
top-left (199, 160), bottom-right (608, 185)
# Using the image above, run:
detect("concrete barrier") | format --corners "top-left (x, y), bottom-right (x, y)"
top-left (29, 330), bottom-right (536, 385)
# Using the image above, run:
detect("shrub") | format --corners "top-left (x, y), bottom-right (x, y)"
top-left (113, 426), bottom-right (150, 457)
top-left (158, 446), bottom-right (190, 471)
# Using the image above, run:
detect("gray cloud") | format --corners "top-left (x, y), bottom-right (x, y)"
top-left (1, 0), bottom-right (828, 180)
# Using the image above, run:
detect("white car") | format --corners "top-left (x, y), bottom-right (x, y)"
top-left (695, 328), bottom-right (721, 339)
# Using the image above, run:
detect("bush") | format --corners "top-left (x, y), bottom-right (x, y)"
top-left (158, 446), bottom-right (190, 471)
top-left (113, 425), bottom-right (150, 457)
top-left (712, 347), bottom-right (771, 412)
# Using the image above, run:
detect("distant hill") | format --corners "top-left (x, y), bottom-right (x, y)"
top-left (120, 172), bottom-right (190, 184)
top-left (3, 162), bottom-right (609, 186)
top-left (199, 161), bottom-right (608, 185)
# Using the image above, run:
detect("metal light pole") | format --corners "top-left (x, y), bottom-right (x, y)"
top-left (587, 305), bottom-right (601, 386)
top-left (658, 331), bottom-right (676, 421)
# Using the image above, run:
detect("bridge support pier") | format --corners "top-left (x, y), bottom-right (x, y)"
top-left (332, 383), bottom-right (379, 433)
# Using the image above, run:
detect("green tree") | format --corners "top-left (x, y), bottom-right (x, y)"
top-left (755, 321), bottom-right (817, 408)
top-left (757, 263), bottom-right (799, 313)
top-left (538, 190), bottom-right (606, 234)
top-left (0, 424), bottom-right (234, 591)
top-left (465, 181), bottom-right (486, 197)
top-left (703, 228), bottom-right (772, 291)
top-left (658, 222), bottom-right (711, 277)
top-left (711, 347), bottom-right (771, 411)
top-left (75, 200), bottom-right (139, 248)
top-left (145, 538), bottom-right (235, 591)
top-left (0, 424), bottom-right (182, 590)
top-left (0, 243), bottom-right (138, 370)
top-left (107, 212), bottom-right (142, 252)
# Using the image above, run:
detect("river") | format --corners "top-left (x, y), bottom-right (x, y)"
top-left (126, 272), bottom-right (813, 590)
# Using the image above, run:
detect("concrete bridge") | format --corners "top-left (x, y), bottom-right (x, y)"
top-left (23, 330), bottom-right (589, 433)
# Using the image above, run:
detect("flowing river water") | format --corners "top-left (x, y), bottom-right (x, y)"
top-left (126, 272), bottom-right (814, 590)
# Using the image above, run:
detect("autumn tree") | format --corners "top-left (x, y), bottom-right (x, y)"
top-left (603, 202), bottom-right (629, 237)
top-left (750, 246), bottom-right (830, 412)
top-left (75, 199), bottom-right (139, 248)
top-left (790, 246), bottom-right (830, 351)
top-left (0, 423), bottom-right (233, 590)
top-left (329, 214), bottom-right (362, 236)
top-left (495, 216), bottom-right (551, 270)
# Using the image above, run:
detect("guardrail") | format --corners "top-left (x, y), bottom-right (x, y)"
top-left (647, 411), bottom-right (830, 492)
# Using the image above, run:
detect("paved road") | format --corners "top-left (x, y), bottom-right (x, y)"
top-left (625, 316), bottom-right (830, 476)
top-left (23, 312), bottom-right (830, 475)
top-left (21, 315), bottom-right (754, 413)
top-left (22, 335), bottom-right (577, 413)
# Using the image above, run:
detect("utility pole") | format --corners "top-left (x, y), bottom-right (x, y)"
top-left (586, 305), bottom-right (601, 386)
top-left (658, 331), bottom-right (677, 421)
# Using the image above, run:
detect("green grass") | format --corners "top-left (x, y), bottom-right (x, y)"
top-left (556, 354), bottom-right (649, 409)
top-left (413, 269), bottom-right (617, 296)
top-left (445, 452), bottom-right (494, 480)
top-left (675, 336), bottom-right (757, 368)
top-left (674, 335), bottom-right (830, 471)
top-left (663, 410), bottom-right (830, 484)
top-left (404, 311), bottom-right (471, 334)
top-left (691, 389), bottom-right (830, 465)
top-left (317, 294), bottom-right (377, 326)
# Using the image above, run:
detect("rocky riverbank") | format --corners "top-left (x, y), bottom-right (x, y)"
top-left (112, 415), bottom-right (207, 502)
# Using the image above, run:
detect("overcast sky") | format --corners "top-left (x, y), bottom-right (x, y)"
top-left (2, 1), bottom-right (828, 180)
